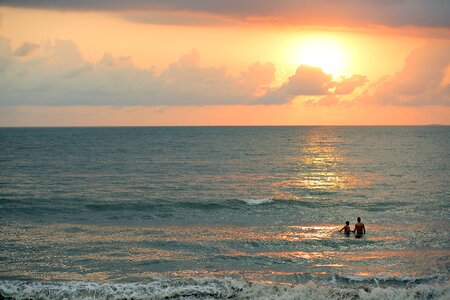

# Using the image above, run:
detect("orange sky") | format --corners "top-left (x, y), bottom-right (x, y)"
top-left (0, 2), bottom-right (449, 126)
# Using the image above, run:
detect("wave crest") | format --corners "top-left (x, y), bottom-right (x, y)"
top-left (239, 198), bottom-right (274, 205)
top-left (1, 278), bottom-right (449, 300)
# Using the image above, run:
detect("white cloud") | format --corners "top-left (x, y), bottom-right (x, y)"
top-left (363, 42), bottom-right (450, 106)
top-left (0, 37), bottom-right (271, 105)
top-left (1, 36), bottom-right (446, 107)
top-left (259, 65), bottom-right (367, 104)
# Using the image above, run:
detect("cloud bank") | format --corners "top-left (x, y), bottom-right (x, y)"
top-left (2, 0), bottom-right (450, 29)
top-left (0, 36), bottom-right (368, 106)
top-left (259, 66), bottom-right (367, 104)
top-left (0, 36), bottom-right (448, 107)
top-left (363, 42), bottom-right (450, 106)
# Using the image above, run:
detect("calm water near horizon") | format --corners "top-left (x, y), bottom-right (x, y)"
top-left (0, 126), bottom-right (449, 299)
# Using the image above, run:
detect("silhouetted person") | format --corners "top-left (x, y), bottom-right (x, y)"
top-left (353, 217), bottom-right (365, 238)
top-left (339, 221), bottom-right (351, 236)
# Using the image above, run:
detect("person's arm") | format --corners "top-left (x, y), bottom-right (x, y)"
top-left (339, 226), bottom-right (344, 232)
top-left (363, 224), bottom-right (366, 234)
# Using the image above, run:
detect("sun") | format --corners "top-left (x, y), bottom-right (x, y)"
top-left (292, 38), bottom-right (349, 77)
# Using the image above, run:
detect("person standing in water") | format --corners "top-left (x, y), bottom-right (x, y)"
top-left (353, 217), bottom-right (365, 238)
top-left (339, 221), bottom-right (351, 236)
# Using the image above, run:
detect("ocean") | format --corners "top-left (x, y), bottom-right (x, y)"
top-left (0, 126), bottom-right (449, 299)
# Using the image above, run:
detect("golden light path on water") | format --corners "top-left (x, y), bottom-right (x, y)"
top-left (274, 127), bottom-right (374, 199)
top-left (299, 128), bottom-right (345, 190)
top-left (2, 221), bottom-right (447, 283)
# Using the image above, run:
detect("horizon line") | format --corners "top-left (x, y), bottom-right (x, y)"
top-left (1, 124), bottom-right (448, 129)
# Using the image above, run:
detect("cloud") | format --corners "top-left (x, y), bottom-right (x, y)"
top-left (13, 42), bottom-right (40, 57)
top-left (259, 65), bottom-right (366, 104)
top-left (239, 62), bottom-right (275, 97)
top-left (122, 10), bottom-right (239, 27)
top-left (333, 75), bottom-right (368, 95)
top-left (364, 42), bottom-right (450, 106)
top-left (1, 35), bottom-right (447, 107)
top-left (2, 0), bottom-right (450, 29)
top-left (0, 35), bottom-right (363, 106)
top-left (0, 36), bottom-right (13, 72)
top-left (284, 65), bottom-right (332, 95)
top-left (0, 37), bottom-right (273, 105)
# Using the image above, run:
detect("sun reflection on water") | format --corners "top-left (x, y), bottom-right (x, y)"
top-left (275, 225), bottom-right (337, 241)
top-left (2, 222), bottom-right (448, 283)
top-left (276, 127), bottom-right (375, 194)
top-left (297, 128), bottom-right (346, 190)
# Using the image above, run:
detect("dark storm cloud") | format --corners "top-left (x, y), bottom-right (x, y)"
top-left (1, 0), bottom-right (450, 28)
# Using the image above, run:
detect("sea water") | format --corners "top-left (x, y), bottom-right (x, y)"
top-left (0, 126), bottom-right (449, 299)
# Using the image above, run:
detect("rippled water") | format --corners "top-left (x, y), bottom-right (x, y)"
top-left (0, 126), bottom-right (449, 299)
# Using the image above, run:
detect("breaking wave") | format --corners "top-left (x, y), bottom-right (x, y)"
top-left (1, 277), bottom-right (449, 300)
top-left (238, 198), bottom-right (274, 205)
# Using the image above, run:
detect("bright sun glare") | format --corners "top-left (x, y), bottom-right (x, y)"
top-left (293, 38), bottom-right (348, 77)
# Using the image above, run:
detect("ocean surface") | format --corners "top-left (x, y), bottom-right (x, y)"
top-left (0, 126), bottom-right (449, 299)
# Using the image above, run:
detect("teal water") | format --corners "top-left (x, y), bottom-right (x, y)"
top-left (0, 126), bottom-right (449, 299)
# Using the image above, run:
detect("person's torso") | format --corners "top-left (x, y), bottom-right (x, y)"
top-left (355, 223), bottom-right (364, 233)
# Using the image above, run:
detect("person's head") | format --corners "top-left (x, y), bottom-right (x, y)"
top-left (357, 217), bottom-right (361, 222)
top-left (345, 221), bottom-right (349, 225)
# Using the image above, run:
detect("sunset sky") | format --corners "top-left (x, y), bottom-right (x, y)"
top-left (0, 0), bottom-right (449, 126)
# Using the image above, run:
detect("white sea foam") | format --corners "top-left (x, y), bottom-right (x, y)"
top-left (1, 278), bottom-right (449, 300)
top-left (239, 198), bottom-right (274, 205)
